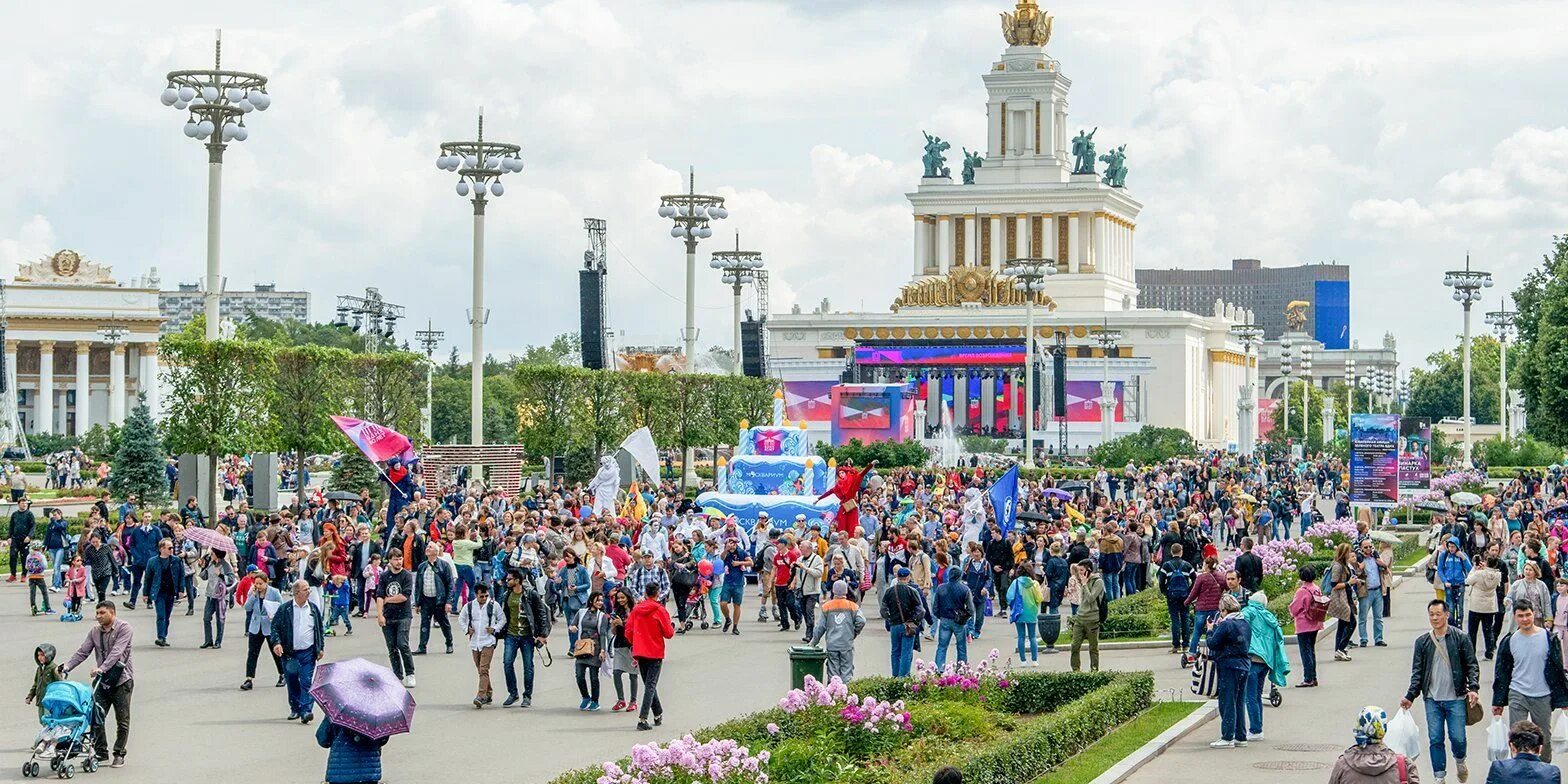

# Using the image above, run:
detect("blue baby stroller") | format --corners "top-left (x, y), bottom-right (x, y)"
top-left (23, 680), bottom-right (100, 778)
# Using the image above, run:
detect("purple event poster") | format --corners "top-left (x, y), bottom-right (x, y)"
top-left (1350, 414), bottom-right (1400, 505)
top-left (1397, 417), bottom-right (1432, 498)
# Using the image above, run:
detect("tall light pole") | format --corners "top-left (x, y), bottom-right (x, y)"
top-left (1093, 323), bottom-right (1122, 447)
top-left (709, 234), bottom-right (763, 375)
top-left (1279, 337), bottom-right (1294, 442)
top-left (1300, 344), bottom-right (1313, 443)
top-left (1230, 323), bottom-right (1264, 456)
top-left (1003, 258), bottom-right (1056, 467)
top-left (1485, 304), bottom-right (1516, 440)
top-left (658, 168), bottom-right (728, 372)
top-left (159, 31), bottom-right (272, 341)
top-left (1444, 257), bottom-right (1493, 465)
top-left (415, 322), bottom-right (444, 441)
top-left (1345, 357), bottom-right (1357, 429)
top-left (435, 111), bottom-right (522, 468)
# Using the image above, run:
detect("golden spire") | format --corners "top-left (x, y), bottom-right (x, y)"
top-left (1001, 0), bottom-right (1053, 47)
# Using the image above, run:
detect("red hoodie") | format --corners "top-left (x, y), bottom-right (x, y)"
top-left (626, 598), bottom-right (675, 660)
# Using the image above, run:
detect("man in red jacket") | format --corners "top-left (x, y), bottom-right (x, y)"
top-left (626, 581), bottom-right (675, 731)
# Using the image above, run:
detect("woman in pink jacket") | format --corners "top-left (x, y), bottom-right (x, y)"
top-left (1289, 564), bottom-right (1327, 688)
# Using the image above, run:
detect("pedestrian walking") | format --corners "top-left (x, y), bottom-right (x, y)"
top-left (933, 567), bottom-right (976, 669)
top-left (810, 580), bottom-right (865, 681)
top-left (1329, 543), bottom-right (1363, 660)
top-left (1158, 543), bottom-right (1194, 654)
top-left (413, 543), bottom-right (455, 655)
top-left (1005, 564), bottom-right (1042, 667)
top-left (1288, 564), bottom-right (1325, 687)
top-left (144, 538), bottom-right (183, 646)
top-left (881, 567), bottom-right (923, 677)
top-left (240, 572), bottom-right (284, 691)
top-left (1186, 555), bottom-right (1224, 661)
top-left (570, 592), bottom-right (610, 711)
top-left (375, 549), bottom-right (416, 688)
top-left (497, 568), bottom-right (550, 708)
top-left (60, 601), bottom-right (133, 768)
top-left (1357, 538), bottom-right (1389, 647)
top-left (1400, 599), bottom-right (1479, 784)
top-left (1434, 537), bottom-right (1472, 621)
top-left (1464, 557), bottom-right (1502, 660)
top-left (1241, 591), bottom-right (1289, 740)
top-left (270, 579), bottom-right (326, 724)
top-left (1491, 600), bottom-right (1568, 764)
top-left (199, 550), bottom-right (236, 649)
top-left (1069, 561), bottom-right (1105, 673)
top-left (626, 580), bottom-right (674, 731)
top-left (1487, 721), bottom-right (1557, 784)
top-left (316, 716), bottom-right (388, 784)
top-left (1207, 594), bottom-right (1252, 749)
top-left (457, 581), bottom-right (504, 708)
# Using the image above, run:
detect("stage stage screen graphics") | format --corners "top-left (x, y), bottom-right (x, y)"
top-left (1062, 380), bottom-right (1124, 422)
top-left (783, 380), bottom-right (836, 423)
top-left (853, 344), bottom-right (1024, 366)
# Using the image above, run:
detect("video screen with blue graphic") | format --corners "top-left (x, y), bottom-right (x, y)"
top-left (1314, 280), bottom-right (1350, 350)
top-left (854, 344), bottom-right (1024, 366)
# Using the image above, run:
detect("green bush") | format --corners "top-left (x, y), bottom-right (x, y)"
top-left (816, 438), bottom-right (931, 468)
top-left (1478, 437), bottom-right (1563, 469)
top-left (1100, 588), bottom-right (1168, 639)
top-left (1088, 426), bottom-right (1196, 467)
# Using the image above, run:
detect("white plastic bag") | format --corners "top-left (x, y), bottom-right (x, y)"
top-left (1385, 709), bottom-right (1421, 762)
top-left (1488, 716), bottom-right (1510, 762)
top-left (1552, 711), bottom-right (1568, 757)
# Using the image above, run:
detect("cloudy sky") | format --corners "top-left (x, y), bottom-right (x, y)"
top-left (3, 0), bottom-right (1565, 367)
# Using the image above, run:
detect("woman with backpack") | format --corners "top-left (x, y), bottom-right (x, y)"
top-left (1006, 563), bottom-right (1043, 667)
top-left (1289, 564), bottom-right (1326, 687)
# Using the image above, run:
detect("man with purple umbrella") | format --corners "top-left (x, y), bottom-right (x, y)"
top-left (271, 579), bottom-right (326, 723)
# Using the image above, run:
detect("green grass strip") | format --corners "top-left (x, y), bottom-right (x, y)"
top-left (1035, 700), bottom-right (1204, 784)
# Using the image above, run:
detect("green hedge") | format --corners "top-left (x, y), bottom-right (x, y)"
top-left (547, 670), bottom-right (1154, 784)
top-left (1486, 466), bottom-right (1556, 478)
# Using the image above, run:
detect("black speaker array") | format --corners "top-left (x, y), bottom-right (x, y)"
top-left (741, 318), bottom-right (766, 377)
top-left (1052, 351), bottom-right (1067, 418)
top-left (578, 268), bottom-right (606, 370)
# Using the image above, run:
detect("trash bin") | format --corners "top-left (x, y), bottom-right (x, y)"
top-left (1039, 613), bottom-right (1062, 652)
top-left (788, 645), bottom-right (827, 689)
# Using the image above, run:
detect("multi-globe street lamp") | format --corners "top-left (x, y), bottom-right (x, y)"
top-left (435, 112), bottom-right (523, 463)
top-left (1230, 323), bottom-right (1264, 456)
top-left (1279, 337), bottom-right (1294, 439)
top-left (1002, 258), bottom-right (1056, 467)
top-left (1093, 324), bottom-right (1122, 448)
top-left (658, 169), bottom-right (728, 373)
top-left (158, 31), bottom-right (272, 341)
top-left (1299, 344), bottom-right (1313, 437)
top-left (1345, 357), bottom-right (1357, 425)
top-left (1485, 304), bottom-right (1517, 440)
top-left (1443, 258), bottom-right (1493, 465)
top-left (709, 235), bottom-right (764, 376)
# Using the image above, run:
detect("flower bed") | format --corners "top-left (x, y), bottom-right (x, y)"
top-left (553, 665), bottom-right (1154, 784)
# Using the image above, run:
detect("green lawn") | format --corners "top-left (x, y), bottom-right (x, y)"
top-left (1035, 700), bottom-right (1205, 784)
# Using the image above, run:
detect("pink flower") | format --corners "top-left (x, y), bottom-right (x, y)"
top-left (765, 722), bottom-right (780, 735)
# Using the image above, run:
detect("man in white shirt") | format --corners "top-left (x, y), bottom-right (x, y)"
top-left (458, 582), bottom-right (505, 708)
top-left (269, 579), bottom-right (324, 724)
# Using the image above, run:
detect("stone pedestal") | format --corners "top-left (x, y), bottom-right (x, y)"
top-left (252, 453), bottom-right (281, 512)
top-left (176, 454), bottom-right (214, 516)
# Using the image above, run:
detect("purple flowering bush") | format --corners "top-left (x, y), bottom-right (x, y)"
top-left (597, 738), bottom-right (770, 784)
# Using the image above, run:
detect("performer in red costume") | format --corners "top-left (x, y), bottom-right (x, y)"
top-left (819, 460), bottom-right (876, 537)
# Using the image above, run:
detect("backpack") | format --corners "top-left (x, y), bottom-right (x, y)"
top-left (951, 587), bottom-right (973, 626)
top-left (1163, 562), bottom-right (1192, 599)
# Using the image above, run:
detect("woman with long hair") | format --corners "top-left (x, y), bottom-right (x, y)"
top-left (1328, 543), bottom-right (1361, 660)
top-left (570, 591), bottom-right (610, 711)
top-left (606, 587), bottom-right (639, 713)
top-left (1006, 563), bottom-right (1043, 666)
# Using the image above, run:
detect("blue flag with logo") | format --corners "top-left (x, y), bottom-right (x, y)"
top-left (990, 464), bottom-right (1020, 536)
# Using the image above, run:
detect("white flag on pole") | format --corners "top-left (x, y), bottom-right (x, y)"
top-left (619, 426), bottom-right (661, 483)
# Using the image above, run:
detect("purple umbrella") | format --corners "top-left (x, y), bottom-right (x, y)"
top-left (182, 526), bottom-right (236, 553)
top-left (309, 658), bottom-right (415, 739)
top-left (1043, 488), bottom-right (1072, 501)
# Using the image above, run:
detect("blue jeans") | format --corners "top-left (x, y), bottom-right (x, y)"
top-left (888, 625), bottom-right (915, 677)
top-left (1216, 666), bottom-right (1247, 741)
top-left (1166, 597), bottom-right (1189, 650)
top-left (1014, 621), bottom-right (1038, 662)
top-left (1357, 591), bottom-right (1384, 644)
top-left (1121, 570), bottom-right (1138, 599)
top-left (1423, 698), bottom-right (1467, 776)
top-left (1444, 584), bottom-right (1465, 621)
top-left (327, 604), bottom-right (352, 633)
top-left (1244, 660), bottom-right (1269, 735)
top-left (455, 565), bottom-right (476, 605)
top-left (1188, 609), bottom-right (1216, 656)
top-left (284, 649), bottom-right (317, 716)
top-left (935, 619), bottom-right (969, 669)
top-left (1298, 513), bottom-right (1312, 538)
top-left (502, 634), bottom-right (536, 699)
top-left (969, 590), bottom-right (986, 635)
top-left (1103, 572), bottom-right (1122, 601)
top-left (153, 595), bottom-right (175, 640)
top-left (50, 548), bottom-right (67, 589)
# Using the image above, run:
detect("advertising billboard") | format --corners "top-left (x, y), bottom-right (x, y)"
top-left (782, 380), bottom-right (836, 423)
top-left (1061, 380), bottom-right (1124, 423)
top-left (1397, 417), bottom-right (1432, 499)
top-left (1314, 280), bottom-right (1350, 350)
top-left (1349, 413), bottom-right (1400, 505)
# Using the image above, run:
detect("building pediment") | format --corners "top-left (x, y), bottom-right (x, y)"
top-left (15, 250), bottom-right (118, 285)
top-left (891, 266), bottom-right (1056, 312)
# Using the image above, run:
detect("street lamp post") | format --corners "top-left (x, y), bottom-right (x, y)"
top-left (658, 168), bottom-right (728, 372)
top-left (1443, 258), bottom-right (1493, 466)
top-left (1003, 258), bottom-right (1056, 467)
top-left (415, 322), bottom-right (444, 441)
top-left (1345, 357), bottom-right (1356, 429)
top-left (435, 111), bottom-right (523, 472)
top-left (1485, 304), bottom-right (1516, 440)
top-left (159, 31), bottom-right (271, 341)
top-left (709, 234), bottom-right (763, 376)
top-left (1279, 338), bottom-right (1294, 441)
top-left (1300, 345), bottom-right (1313, 442)
top-left (1230, 323), bottom-right (1264, 456)
top-left (1093, 323), bottom-right (1122, 447)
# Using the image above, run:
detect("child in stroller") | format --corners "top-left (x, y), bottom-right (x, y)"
top-left (23, 677), bottom-right (101, 778)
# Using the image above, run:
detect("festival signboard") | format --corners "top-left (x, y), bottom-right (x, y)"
top-left (1397, 417), bottom-right (1432, 499)
top-left (1349, 413), bottom-right (1400, 505)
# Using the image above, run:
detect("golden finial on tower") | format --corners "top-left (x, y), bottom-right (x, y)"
top-left (1001, 0), bottom-right (1053, 47)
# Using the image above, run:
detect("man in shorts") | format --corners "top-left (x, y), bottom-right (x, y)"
top-left (719, 538), bottom-right (752, 636)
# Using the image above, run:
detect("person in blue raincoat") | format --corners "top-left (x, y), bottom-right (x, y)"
top-left (1241, 591), bottom-right (1290, 740)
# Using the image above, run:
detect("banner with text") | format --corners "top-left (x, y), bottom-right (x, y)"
top-left (1349, 413), bottom-right (1400, 506)
top-left (1397, 417), bottom-right (1433, 499)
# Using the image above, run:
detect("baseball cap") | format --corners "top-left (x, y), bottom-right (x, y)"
top-left (896, 567), bottom-right (911, 578)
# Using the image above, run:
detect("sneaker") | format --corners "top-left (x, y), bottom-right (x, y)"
top-left (1333, 651), bottom-right (1349, 661)
top-left (276, 676), bottom-right (286, 687)
top-left (121, 601), bottom-right (135, 610)
top-left (412, 649), bottom-right (427, 656)
top-left (111, 756), bottom-right (125, 768)
top-left (474, 697), bottom-right (485, 709)
top-left (1249, 733), bottom-right (1265, 741)
top-left (579, 698), bottom-right (590, 711)
top-left (1457, 759), bottom-right (1469, 782)
top-left (404, 675), bottom-right (416, 688)
top-left (324, 629), bottom-right (335, 637)
top-left (301, 713), bottom-right (313, 725)
top-left (1235, 740), bottom-right (1248, 747)
top-left (627, 701), bottom-right (637, 714)
top-left (1435, 776), bottom-right (1447, 784)
top-left (445, 644), bottom-right (453, 654)
top-left (1358, 641), bottom-right (1368, 648)
top-left (637, 721), bottom-right (653, 731)
top-left (588, 701), bottom-right (601, 711)
top-left (503, 695), bottom-right (519, 707)
top-left (722, 619), bottom-right (732, 633)
top-left (240, 679), bottom-right (253, 691)
top-left (732, 628), bottom-right (740, 636)
top-left (1208, 739), bottom-right (1236, 749)
top-left (520, 696), bottom-right (531, 708)
top-left (611, 700), bottom-right (626, 712)
top-left (1374, 641), bottom-right (1388, 647)
top-left (654, 714), bottom-right (663, 726)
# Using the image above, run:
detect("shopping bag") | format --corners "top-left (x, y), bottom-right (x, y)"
top-left (1487, 716), bottom-right (1511, 761)
top-left (1553, 711), bottom-right (1568, 757)
top-left (1189, 652), bottom-right (1218, 698)
top-left (1385, 708), bottom-right (1421, 762)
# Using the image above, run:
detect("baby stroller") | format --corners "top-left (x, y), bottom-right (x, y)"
top-left (23, 679), bottom-right (100, 778)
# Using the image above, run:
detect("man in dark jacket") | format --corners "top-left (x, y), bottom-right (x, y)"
top-left (1234, 537), bottom-right (1264, 594)
top-left (1490, 720), bottom-right (1560, 784)
top-left (1492, 600), bottom-right (1568, 763)
top-left (1401, 599), bottom-right (1480, 783)
top-left (8, 497), bottom-right (36, 581)
top-left (496, 569), bottom-right (550, 707)
top-left (123, 514), bottom-right (161, 608)
top-left (880, 567), bottom-right (923, 677)
top-left (981, 526), bottom-right (1013, 613)
top-left (270, 579), bottom-right (326, 723)
top-left (144, 539), bottom-right (184, 647)
top-left (932, 568), bottom-right (975, 669)
top-left (413, 543), bottom-right (456, 655)
top-left (44, 509), bottom-right (69, 590)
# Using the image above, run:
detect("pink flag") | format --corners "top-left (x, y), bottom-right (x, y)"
top-left (331, 415), bottom-right (415, 464)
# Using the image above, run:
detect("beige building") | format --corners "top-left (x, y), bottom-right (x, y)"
top-left (4, 249), bottom-right (164, 436)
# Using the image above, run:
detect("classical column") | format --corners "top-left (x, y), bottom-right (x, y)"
top-left (1092, 214), bottom-right (1108, 273)
top-left (3, 341), bottom-right (16, 425)
top-left (937, 217), bottom-right (953, 274)
top-left (912, 217), bottom-right (925, 277)
top-left (961, 215), bottom-right (976, 267)
top-left (1066, 214), bottom-right (1081, 274)
top-left (109, 344), bottom-right (126, 425)
top-left (989, 216), bottom-right (1004, 272)
top-left (140, 343), bottom-right (160, 418)
top-left (1016, 215), bottom-right (1031, 262)
top-left (979, 374), bottom-right (995, 432)
top-left (1044, 214), bottom-right (1059, 268)
top-left (74, 342), bottom-right (91, 437)
top-left (36, 341), bottom-right (54, 435)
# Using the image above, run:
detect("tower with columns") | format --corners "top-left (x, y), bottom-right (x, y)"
top-left (4, 250), bottom-right (164, 436)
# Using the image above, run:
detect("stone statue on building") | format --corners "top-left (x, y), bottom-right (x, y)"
top-left (922, 131), bottom-right (951, 179)
top-left (1001, 0), bottom-right (1054, 47)
top-left (961, 148), bottom-right (983, 184)
top-left (1099, 144), bottom-right (1127, 187)
top-left (1071, 128), bottom-right (1097, 175)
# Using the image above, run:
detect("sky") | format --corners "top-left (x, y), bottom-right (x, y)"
top-left (2, 0), bottom-right (1566, 368)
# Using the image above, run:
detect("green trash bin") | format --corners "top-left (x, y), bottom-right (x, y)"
top-left (788, 645), bottom-right (827, 689)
